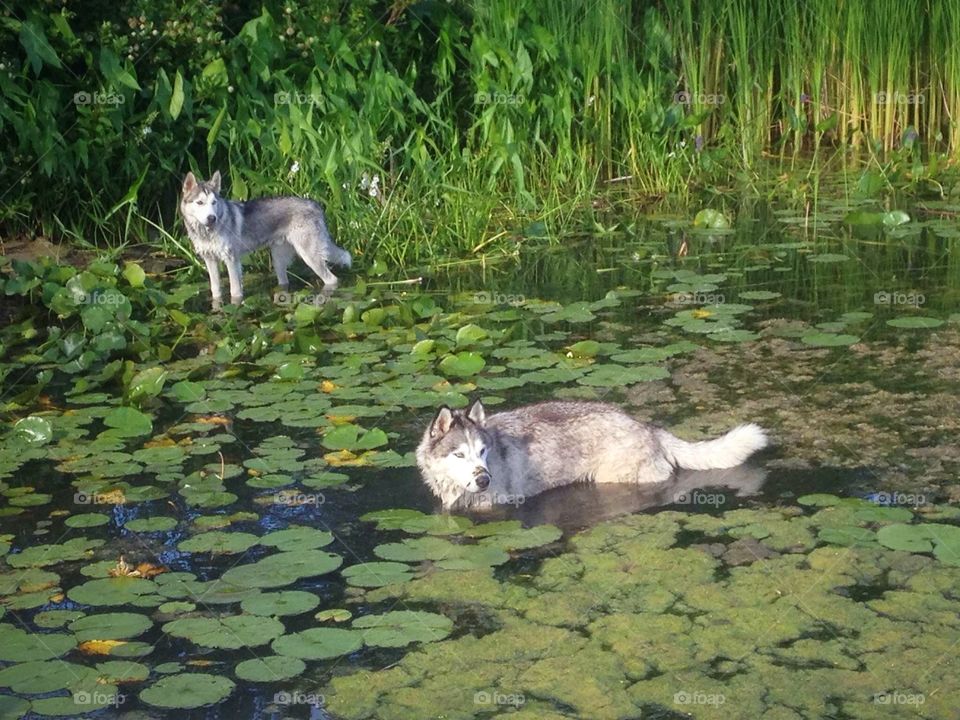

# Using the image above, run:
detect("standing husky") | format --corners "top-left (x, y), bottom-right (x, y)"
top-left (417, 400), bottom-right (768, 509)
top-left (180, 171), bottom-right (352, 308)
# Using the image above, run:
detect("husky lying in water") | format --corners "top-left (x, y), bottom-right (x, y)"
top-left (416, 400), bottom-right (768, 509)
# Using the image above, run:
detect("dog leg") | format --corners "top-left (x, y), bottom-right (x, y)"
top-left (225, 256), bottom-right (244, 304)
top-left (270, 242), bottom-right (296, 291)
top-left (204, 257), bottom-right (223, 310)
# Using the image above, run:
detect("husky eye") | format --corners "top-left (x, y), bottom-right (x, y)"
top-left (195, 200), bottom-right (205, 206)
top-left (453, 452), bottom-right (465, 459)
top-left (479, 446), bottom-right (488, 457)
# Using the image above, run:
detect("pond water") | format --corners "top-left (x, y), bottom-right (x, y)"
top-left (1, 196), bottom-right (959, 719)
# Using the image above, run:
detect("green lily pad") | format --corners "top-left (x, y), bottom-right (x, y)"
top-left (876, 524), bottom-right (934, 553)
top-left (102, 407), bottom-right (153, 437)
top-left (800, 333), bottom-right (859, 347)
top-left (178, 531), bottom-right (260, 554)
top-left (13, 416), bottom-right (53, 445)
top-left (163, 614), bottom-right (285, 649)
top-left (342, 562), bottom-right (415, 588)
top-left (68, 612), bottom-right (153, 641)
top-left (7, 538), bottom-right (104, 568)
top-left (221, 549), bottom-right (342, 588)
top-left (139, 673), bottom-right (235, 709)
top-left (353, 610), bottom-right (453, 647)
top-left (438, 351), bottom-right (486, 377)
top-left (240, 591), bottom-right (320, 616)
top-left (271, 627), bottom-right (363, 660)
top-left (0, 625), bottom-right (75, 661)
top-left (260, 526), bottom-right (335, 551)
top-left (321, 424), bottom-right (388, 451)
top-left (739, 290), bottom-right (781, 301)
top-left (235, 655), bottom-right (306, 682)
top-left (64, 513), bottom-right (110, 528)
top-left (886, 316), bottom-right (944, 329)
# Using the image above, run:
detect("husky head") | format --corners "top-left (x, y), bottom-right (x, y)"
top-left (180, 171), bottom-right (223, 231)
top-left (416, 400), bottom-right (492, 503)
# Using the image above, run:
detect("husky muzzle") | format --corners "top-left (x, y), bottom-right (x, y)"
top-left (473, 467), bottom-right (491, 490)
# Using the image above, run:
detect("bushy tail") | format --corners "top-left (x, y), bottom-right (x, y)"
top-left (657, 424), bottom-right (768, 470)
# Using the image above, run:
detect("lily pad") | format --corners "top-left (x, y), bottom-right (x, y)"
top-left (162, 614), bottom-right (285, 649)
top-left (271, 627), bottom-right (363, 660)
top-left (438, 351), bottom-right (486, 377)
top-left (886, 316), bottom-right (944, 329)
top-left (178, 531), bottom-right (260, 555)
top-left (800, 332), bottom-right (859, 347)
top-left (353, 610), bottom-right (453, 647)
top-left (240, 591), bottom-right (320, 616)
top-left (139, 673), bottom-right (235, 709)
top-left (342, 562), bottom-right (415, 588)
top-left (235, 655), bottom-right (306, 682)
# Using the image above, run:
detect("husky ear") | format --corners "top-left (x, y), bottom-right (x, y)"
top-left (430, 407), bottom-right (455, 439)
top-left (209, 170), bottom-right (222, 193)
top-left (466, 399), bottom-right (486, 425)
top-left (182, 172), bottom-right (197, 194)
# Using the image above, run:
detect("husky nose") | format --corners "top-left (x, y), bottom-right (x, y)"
top-left (474, 469), bottom-right (490, 490)
top-left (205, 215), bottom-right (216, 225)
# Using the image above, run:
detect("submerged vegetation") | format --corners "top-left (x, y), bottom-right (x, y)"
top-left (2, 0), bottom-right (960, 261)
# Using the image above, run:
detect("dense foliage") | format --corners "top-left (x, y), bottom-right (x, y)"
top-left (1, 0), bottom-right (957, 259)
